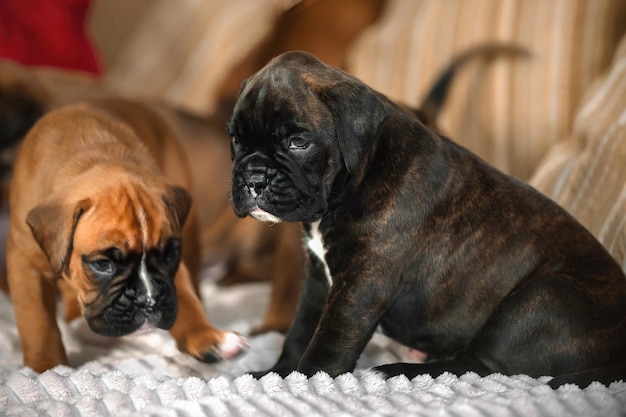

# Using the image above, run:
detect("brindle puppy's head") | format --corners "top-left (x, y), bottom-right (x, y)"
top-left (228, 51), bottom-right (389, 223)
top-left (26, 178), bottom-right (191, 336)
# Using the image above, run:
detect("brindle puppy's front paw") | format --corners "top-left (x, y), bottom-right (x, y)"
top-left (250, 363), bottom-right (295, 379)
top-left (250, 369), bottom-right (272, 379)
top-left (181, 329), bottom-right (249, 363)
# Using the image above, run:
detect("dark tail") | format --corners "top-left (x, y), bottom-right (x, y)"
top-left (416, 43), bottom-right (532, 128)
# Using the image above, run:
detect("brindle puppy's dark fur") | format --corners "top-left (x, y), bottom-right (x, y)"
top-left (228, 51), bottom-right (626, 388)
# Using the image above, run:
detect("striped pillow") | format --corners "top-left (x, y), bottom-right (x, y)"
top-left (531, 34), bottom-right (626, 269)
top-left (346, 0), bottom-right (625, 180)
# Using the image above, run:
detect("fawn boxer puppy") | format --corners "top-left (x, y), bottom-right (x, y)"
top-left (7, 98), bottom-right (247, 372)
top-left (0, 59), bottom-right (304, 335)
top-left (228, 51), bottom-right (626, 388)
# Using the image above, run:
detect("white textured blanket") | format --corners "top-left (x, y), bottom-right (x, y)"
top-left (1, 277), bottom-right (625, 417)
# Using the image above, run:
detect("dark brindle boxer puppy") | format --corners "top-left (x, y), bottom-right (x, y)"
top-left (7, 98), bottom-right (247, 372)
top-left (229, 51), bottom-right (626, 388)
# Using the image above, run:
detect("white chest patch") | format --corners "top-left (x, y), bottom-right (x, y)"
top-left (306, 221), bottom-right (332, 286)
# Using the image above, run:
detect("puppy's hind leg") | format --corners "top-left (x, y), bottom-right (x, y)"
top-left (375, 272), bottom-right (626, 385)
top-left (168, 263), bottom-right (248, 363)
top-left (181, 202), bottom-right (203, 296)
top-left (465, 273), bottom-right (626, 384)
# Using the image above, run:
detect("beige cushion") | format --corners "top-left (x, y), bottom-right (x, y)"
top-left (531, 34), bottom-right (626, 269)
top-left (347, 0), bottom-right (625, 180)
top-left (97, 0), bottom-right (298, 114)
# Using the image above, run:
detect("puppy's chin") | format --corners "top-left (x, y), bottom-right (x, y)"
top-left (130, 320), bottom-right (158, 335)
top-left (85, 304), bottom-right (177, 337)
top-left (231, 187), bottom-right (326, 223)
top-left (249, 207), bottom-right (283, 223)
top-left (86, 314), bottom-right (172, 337)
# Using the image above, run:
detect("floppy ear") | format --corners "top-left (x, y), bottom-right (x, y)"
top-left (237, 78), bottom-right (249, 98)
top-left (26, 198), bottom-right (92, 275)
top-left (163, 185), bottom-right (192, 229)
top-left (317, 81), bottom-right (388, 174)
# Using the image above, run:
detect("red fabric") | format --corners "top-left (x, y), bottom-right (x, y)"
top-left (0, 0), bottom-right (102, 75)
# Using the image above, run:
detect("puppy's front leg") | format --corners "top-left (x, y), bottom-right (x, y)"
top-left (7, 249), bottom-right (66, 372)
top-left (168, 263), bottom-right (247, 362)
top-left (297, 274), bottom-right (389, 377)
top-left (253, 252), bottom-right (330, 378)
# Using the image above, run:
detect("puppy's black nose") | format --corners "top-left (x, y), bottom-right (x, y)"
top-left (247, 173), bottom-right (268, 189)
top-left (247, 173), bottom-right (269, 196)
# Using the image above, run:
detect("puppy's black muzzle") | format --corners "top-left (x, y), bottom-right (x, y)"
top-left (242, 163), bottom-right (278, 197)
top-left (84, 265), bottom-right (178, 337)
top-left (232, 154), bottom-right (278, 217)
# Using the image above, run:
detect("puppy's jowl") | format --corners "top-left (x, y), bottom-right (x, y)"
top-left (7, 98), bottom-right (247, 373)
top-left (228, 51), bottom-right (626, 388)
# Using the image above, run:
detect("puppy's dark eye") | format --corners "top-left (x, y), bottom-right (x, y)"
top-left (87, 258), bottom-right (116, 276)
top-left (163, 238), bottom-right (182, 268)
top-left (288, 137), bottom-right (309, 150)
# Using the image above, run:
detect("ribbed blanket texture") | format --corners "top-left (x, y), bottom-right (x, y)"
top-left (1, 279), bottom-right (625, 417)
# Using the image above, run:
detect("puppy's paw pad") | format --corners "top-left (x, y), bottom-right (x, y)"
top-left (198, 351), bottom-right (221, 364)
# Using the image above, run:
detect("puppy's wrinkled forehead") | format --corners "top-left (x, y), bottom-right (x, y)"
top-left (231, 52), bottom-right (334, 137)
top-left (78, 184), bottom-right (172, 252)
